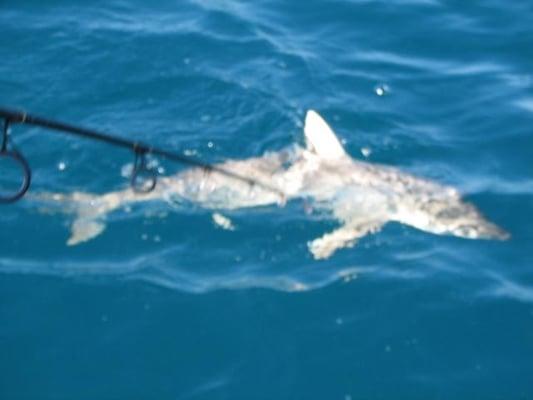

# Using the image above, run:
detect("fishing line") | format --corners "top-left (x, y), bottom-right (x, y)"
top-left (0, 107), bottom-right (285, 204)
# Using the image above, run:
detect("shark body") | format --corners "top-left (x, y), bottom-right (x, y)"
top-left (46, 110), bottom-right (508, 259)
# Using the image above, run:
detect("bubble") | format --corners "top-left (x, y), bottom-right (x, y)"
top-left (183, 149), bottom-right (197, 157)
top-left (361, 147), bottom-right (372, 158)
top-left (374, 84), bottom-right (390, 96)
top-left (57, 161), bottom-right (67, 171)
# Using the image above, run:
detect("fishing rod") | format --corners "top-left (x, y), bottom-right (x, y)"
top-left (0, 106), bottom-right (285, 204)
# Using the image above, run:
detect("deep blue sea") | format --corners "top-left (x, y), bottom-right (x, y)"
top-left (1, 1), bottom-right (532, 399)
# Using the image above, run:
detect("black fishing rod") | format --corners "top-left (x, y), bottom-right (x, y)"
top-left (0, 107), bottom-right (285, 203)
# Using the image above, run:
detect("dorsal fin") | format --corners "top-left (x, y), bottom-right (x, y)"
top-left (304, 110), bottom-right (347, 160)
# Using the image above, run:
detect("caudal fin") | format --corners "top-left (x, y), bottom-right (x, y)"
top-left (33, 191), bottom-right (111, 246)
top-left (67, 215), bottom-right (106, 246)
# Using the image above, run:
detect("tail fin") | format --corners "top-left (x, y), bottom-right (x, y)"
top-left (68, 215), bottom-right (106, 246)
top-left (33, 191), bottom-right (111, 246)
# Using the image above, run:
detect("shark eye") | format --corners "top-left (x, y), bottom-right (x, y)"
top-left (457, 225), bottom-right (477, 238)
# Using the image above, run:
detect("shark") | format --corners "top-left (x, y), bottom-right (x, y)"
top-left (40, 110), bottom-right (509, 259)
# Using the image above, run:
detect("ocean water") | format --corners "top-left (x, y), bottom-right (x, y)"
top-left (1, 0), bottom-right (532, 398)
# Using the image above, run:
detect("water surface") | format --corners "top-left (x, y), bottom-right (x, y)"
top-left (1, 0), bottom-right (532, 398)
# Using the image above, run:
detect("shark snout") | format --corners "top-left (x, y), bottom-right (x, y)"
top-left (433, 202), bottom-right (510, 242)
top-left (453, 220), bottom-right (510, 241)
top-left (480, 222), bottom-right (510, 241)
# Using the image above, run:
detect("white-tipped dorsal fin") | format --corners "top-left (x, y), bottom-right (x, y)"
top-left (304, 110), bottom-right (347, 160)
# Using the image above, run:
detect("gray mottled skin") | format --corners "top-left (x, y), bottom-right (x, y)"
top-left (40, 110), bottom-right (508, 259)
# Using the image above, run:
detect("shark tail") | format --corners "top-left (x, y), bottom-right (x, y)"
top-left (67, 208), bottom-right (107, 246)
top-left (33, 191), bottom-right (115, 246)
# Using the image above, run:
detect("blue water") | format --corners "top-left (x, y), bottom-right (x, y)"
top-left (1, 1), bottom-right (532, 398)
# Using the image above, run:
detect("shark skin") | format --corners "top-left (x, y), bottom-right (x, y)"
top-left (40, 110), bottom-right (509, 259)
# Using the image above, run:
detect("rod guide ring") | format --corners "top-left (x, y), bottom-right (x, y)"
top-left (0, 149), bottom-right (31, 203)
top-left (131, 149), bottom-right (157, 194)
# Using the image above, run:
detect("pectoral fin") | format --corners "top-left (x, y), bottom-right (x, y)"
top-left (308, 220), bottom-right (385, 260)
top-left (67, 217), bottom-right (106, 246)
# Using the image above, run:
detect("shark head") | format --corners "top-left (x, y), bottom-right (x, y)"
top-left (423, 199), bottom-right (510, 241)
